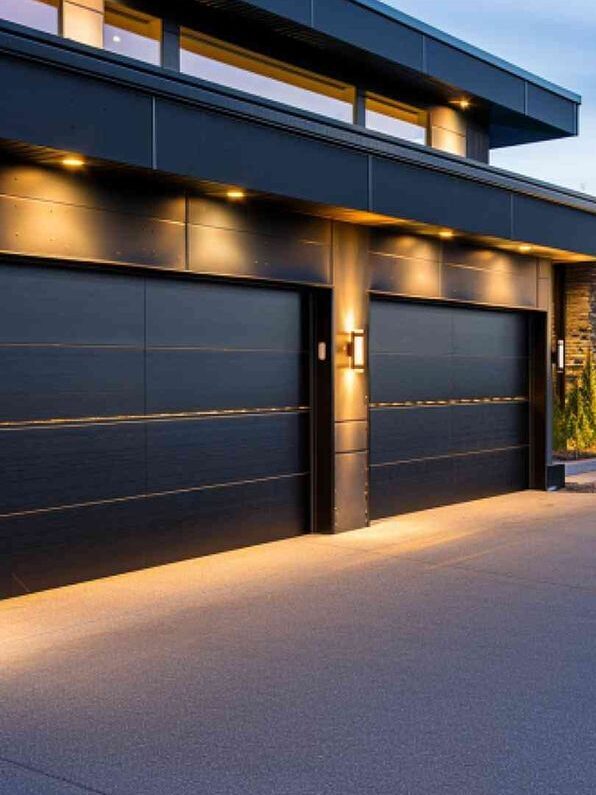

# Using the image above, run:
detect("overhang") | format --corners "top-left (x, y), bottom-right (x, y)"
top-left (214, 0), bottom-right (581, 148)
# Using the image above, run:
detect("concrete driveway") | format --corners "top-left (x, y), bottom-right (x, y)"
top-left (2, 491), bottom-right (596, 794)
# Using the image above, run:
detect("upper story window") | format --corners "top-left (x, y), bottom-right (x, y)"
top-left (365, 94), bottom-right (428, 146)
top-left (180, 30), bottom-right (355, 124)
top-left (0, 0), bottom-right (59, 35)
top-left (104, 1), bottom-right (161, 65)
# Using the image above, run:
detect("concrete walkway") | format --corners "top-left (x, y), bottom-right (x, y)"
top-left (2, 491), bottom-right (596, 794)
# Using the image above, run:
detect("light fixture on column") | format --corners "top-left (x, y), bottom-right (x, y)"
top-left (556, 339), bottom-right (565, 372)
top-left (349, 329), bottom-right (366, 371)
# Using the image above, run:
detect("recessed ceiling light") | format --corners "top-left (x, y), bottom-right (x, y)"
top-left (62, 156), bottom-right (85, 168)
top-left (518, 244), bottom-right (533, 253)
top-left (226, 189), bottom-right (245, 200)
top-left (439, 229), bottom-right (454, 239)
top-left (112, 34), bottom-right (121, 43)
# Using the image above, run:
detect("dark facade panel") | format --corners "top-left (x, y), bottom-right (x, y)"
top-left (369, 253), bottom-right (441, 297)
top-left (5, 475), bottom-right (309, 597)
top-left (526, 84), bottom-right (577, 135)
top-left (0, 194), bottom-right (185, 268)
top-left (313, 0), bottom-right (423, 71)
top-left (188, 224), bottom-right (330, 284)
top-left (0, 54), bottom-right (152, 166)
top-left (335, 420), bottom-right (367, 453)
top-left (424, 40), bottom-right (526, 113)
top-left (370, 300), bottom-right (452, 355)
top-left (155, 99), bottom-right (369, 209)
top-left (371, 157), bottom-right (513, 238)
top-left (0, 264), bottom-right (145, 345)
top-left (334, 451), bottom-right (367, 531)
top-left (237, 0), bottom-right (313, 25)
top-left (513, 195), bottom-right (596, 257)
top-left (0, 423), bottom-right (145, 514)
top-left (0, 162), bottom-right (186, 222)
top-left (443, 263), bottom-right (537, 307)
top-left (0, 347), bottom-right (145, 422)
top-left (189, 198), bottom-right (331, 243)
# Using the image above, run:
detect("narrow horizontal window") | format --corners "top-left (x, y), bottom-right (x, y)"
top-left (0, 0), bottom-right (59, 34)
top-left (365, 94), bottom-right (428, 145)
top-left (180, 30), bottom-right (355, 123)
top-left (104, 2), bottom-right (161, 65)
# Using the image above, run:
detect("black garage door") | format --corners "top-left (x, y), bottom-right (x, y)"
top-left (0, 263), bottom-right (310, 596)
top-left (370, 299), bottom-right (530, 519)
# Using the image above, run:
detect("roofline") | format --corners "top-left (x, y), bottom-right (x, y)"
top-left (354, 0), bottom-right (582, 104)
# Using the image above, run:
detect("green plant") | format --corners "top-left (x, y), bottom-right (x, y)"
top-left (557, 354), bottom-right (596, 456)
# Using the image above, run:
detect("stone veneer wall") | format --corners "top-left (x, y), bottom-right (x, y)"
top-left (564, 264), bottom-right (596, 388)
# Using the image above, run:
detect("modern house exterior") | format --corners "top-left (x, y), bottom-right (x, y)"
top-left (1, 0), bottom-right (595, 598)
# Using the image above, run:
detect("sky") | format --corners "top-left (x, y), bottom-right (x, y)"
top-left (385, 0), bottom-right (596, 195)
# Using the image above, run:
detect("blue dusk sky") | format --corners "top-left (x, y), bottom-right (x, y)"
top-left (386, 0), bottom-right (596, 195)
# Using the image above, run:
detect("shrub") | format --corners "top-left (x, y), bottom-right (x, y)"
top-left (556, 354), bottom-right (596, 456)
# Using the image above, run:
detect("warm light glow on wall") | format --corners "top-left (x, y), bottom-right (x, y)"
top-left (62, 156), bottom-right (85, 168)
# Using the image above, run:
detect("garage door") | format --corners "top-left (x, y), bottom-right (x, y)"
top-left (0, 263), bottom-right (310, 596)
top-left (370, 299), bottom-right (530, 519)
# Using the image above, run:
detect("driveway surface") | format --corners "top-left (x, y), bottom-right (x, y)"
top-left (2, 491), bottom-right (596, 794)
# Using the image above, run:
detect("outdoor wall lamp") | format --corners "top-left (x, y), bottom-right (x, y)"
top-left (349, 329), bottom-right (366, 371)
top-left (556, 339), bottom-right (565, 372)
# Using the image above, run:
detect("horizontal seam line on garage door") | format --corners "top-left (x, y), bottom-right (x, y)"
top-left (0, 406), bottom-right (311, 430)
top-left (0, 343), bottom-right (308, 353)
top-left (371, 444), bottom-right (529, 468)
top-left (369, 352), bottom-right (529, 359)
top-left (0, 471), bottom-right (310, 520)
top-left (370, 397), bottom-right (528, 408)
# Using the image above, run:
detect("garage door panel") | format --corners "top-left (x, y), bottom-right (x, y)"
top-left (5, 475), bottom-right (309, 597)
top-left (370, 301), bottom-right (452, 355)
top-left (454, 448), bottom-right (529, 499)
top-left (0, 264), bottom-right (144, 346)
top-left (370, 354), bottom-right (454, 403)
top-left (146, 279), bottom-right (304, 351)
top-left (371, 459), bottom-right (456, 518)
top-left (452, 310), bottom-right (528, 357)
top-left (146, 412), bottom-right (309, 493)
top-left (451, 403), bottom-right (529, 452)
top-left (146, 350), bottom-right (308, 413)
top-left (0, 348), bottom-right (145, 422)
top-left (451, 356), bottom-right (528, 399)
top-left (370, 298), bottom-right (530, 519)
top-left (370, 406), bottom-right (452, 464)
top-left (0, 424), bottom-right (145, 515)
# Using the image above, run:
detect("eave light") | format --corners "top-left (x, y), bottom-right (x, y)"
top-left (62, 156), bottom-right (85, 168)
top-left (518, 244), bottom-right (533, 253)
top-left (439, 229), bottom-right (454, 239)
top-left (349, 329), bottom-right (366, 371)
top-left (227, 189), bottom-right (246, 200)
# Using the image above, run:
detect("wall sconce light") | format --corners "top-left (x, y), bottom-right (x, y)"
top-left (556, 339), bottom-right (565, 372)
top-left (349, 329), bottom-right (366, 370)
